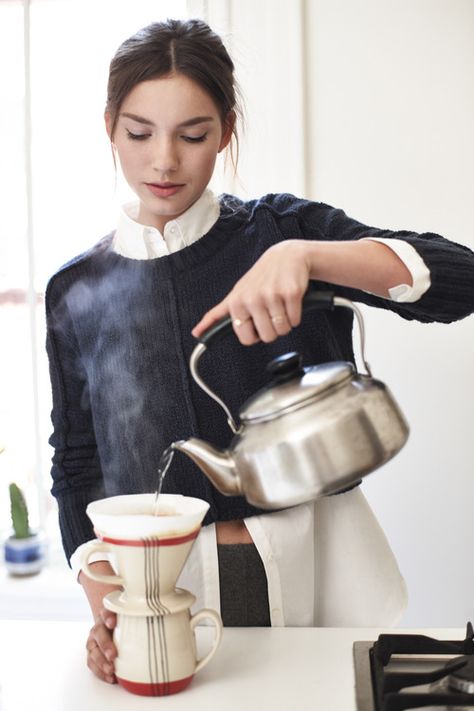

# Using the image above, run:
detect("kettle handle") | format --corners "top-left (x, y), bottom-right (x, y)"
top-left (190, 290), bottom-right (372, 434)
top-left (197, 290), bottom-right (335, 346)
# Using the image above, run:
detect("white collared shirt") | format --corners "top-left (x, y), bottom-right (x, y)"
top-left (112, 188), bottom-right (220, 259)
top-left (72, 190), bottom-right (429, 625)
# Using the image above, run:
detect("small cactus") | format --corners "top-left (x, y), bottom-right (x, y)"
top-left (9, 483), bottom-right (31, 539)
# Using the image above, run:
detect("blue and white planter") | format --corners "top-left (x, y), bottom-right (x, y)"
top-left (4, 532), bottom-right (46, 576)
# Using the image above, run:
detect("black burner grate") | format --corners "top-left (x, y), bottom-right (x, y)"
top-left (370, 622), bottom-right (474, 710)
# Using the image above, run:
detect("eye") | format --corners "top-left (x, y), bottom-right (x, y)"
top-left (126, 129), bottom-right (151, 141)
top-left (182, 133), bottom-right (208, 143)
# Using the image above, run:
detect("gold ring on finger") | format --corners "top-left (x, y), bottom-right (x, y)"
top-left (270, 314), bottom-right (286, 325)
top-left (233, 317), bottom-right (251, 328)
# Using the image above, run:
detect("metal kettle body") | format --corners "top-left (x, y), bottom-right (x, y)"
top-left (174, 292), bottom-right (409, 509)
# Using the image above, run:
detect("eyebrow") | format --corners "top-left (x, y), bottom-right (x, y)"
top-left (120, 112), bottom-right (215, 128)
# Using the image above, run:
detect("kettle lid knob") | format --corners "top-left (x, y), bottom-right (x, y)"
top-left (266, 352), bottom-right (304, 383)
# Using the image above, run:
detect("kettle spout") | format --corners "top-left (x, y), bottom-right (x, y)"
top-left (173, 439), bottom-right (241, 497)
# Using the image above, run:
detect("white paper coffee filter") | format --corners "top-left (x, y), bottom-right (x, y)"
top-left (86, 493), bottom-right (209, 539)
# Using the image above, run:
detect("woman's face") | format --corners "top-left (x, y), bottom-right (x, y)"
top-left (107, 73), bottom-right (233, 232)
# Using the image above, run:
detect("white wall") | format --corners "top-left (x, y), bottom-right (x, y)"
top-left (305, 0), bottom-right (474, 627)
top-left (201, 0), bottom-right (474, 626)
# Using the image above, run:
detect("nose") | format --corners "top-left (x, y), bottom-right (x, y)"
top-left (151, 136), bottom-right (179, 175)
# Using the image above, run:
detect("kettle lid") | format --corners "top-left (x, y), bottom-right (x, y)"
top-left (239, 352), bottom-right (355, 423)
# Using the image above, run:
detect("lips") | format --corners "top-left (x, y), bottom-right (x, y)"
top-left (145, 182), bottom-right (185, 198)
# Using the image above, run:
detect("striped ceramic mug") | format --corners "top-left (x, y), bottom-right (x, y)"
top-left (109, 599), bottom-right (222, 696)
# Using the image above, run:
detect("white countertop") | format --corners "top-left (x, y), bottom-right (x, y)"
top-left (0, 620), bottom-right (465, 711)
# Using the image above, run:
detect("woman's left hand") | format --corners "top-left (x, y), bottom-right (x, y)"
top-left (192, 240), bottom-right (311, 345)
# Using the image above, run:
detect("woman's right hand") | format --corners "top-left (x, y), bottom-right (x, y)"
top-left (86, 607), bottom-right (118, 683)
top-left (79, 560), bottom-right (122, 684)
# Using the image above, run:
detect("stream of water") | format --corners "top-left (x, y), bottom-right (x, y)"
top-left (152, 441), bottom-right (185, 515)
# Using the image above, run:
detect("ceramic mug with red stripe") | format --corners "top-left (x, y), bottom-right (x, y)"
top-left (80, 493), bottom-right (210, 608)
top-left (104, 592), bottom-right (222, 696)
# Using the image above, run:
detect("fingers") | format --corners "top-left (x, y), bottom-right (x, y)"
top-left (231, 309), bottom-right (259, 345)
top-left (87, 642), bottom-right (116, 684)
top-left (192, 301), bottom-right (229, 339)
top-left (101, 608), bottom-right (117, 632)
top-left (231, 296), bottom-right (292, 345)
top-left (283, 290), bottom-right (304, 330)
top-left (193, 294), bottom-right (301, 346)
top-left (86, 611), bottom-right (118, 684)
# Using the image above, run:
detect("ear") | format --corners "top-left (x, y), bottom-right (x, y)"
top-left (218, 111), bottom-right (236, 152)
top-left (104, 111), bottom-right (113, 141)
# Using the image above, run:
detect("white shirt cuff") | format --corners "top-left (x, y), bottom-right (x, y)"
top-left (70, 539), bottom-right (109, 583)
top-left (363, 237), bottom-right (431, 302)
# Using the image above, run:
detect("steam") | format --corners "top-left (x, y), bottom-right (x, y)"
top-left (56, 261), bottom-right (160, 491)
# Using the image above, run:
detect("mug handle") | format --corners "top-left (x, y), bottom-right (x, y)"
top-left (190, 608), bottom-right (223, 673)
top-left (79, 539), bottom-right (124, 586)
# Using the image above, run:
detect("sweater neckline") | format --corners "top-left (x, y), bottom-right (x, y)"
top-left (103, 194), bottom-right (250, 273)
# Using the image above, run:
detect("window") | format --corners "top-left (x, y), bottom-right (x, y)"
top-left (0, 0), bottom-right (187, 545)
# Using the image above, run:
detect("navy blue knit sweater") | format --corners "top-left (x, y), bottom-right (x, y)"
top-left (45, 194), bottom-right (474, 563)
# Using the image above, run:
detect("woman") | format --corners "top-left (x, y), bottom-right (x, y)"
top-left (45, 18), bottom-right (474, 683)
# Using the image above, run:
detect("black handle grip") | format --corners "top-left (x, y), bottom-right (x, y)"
top-left (197, 290), bottom-right (336, 348)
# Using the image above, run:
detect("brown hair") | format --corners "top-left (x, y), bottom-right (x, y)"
top-left (106, 18), bottom-right (241, 164)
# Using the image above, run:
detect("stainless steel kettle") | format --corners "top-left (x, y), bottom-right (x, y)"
top-left (174, 291), bottom-right (409, 509)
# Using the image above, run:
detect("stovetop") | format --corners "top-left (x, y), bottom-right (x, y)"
top-left (353, 622), bottom-right (474, 710)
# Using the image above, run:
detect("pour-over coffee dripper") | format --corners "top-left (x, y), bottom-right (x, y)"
top-left (80, 493), bottom-right (209, 609)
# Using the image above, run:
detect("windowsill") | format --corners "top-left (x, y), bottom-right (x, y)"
top-left (0, 546), bottom-right (91, 622)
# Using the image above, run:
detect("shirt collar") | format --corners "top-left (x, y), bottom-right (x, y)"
top-left (112, 188), bottom-right (220, 260)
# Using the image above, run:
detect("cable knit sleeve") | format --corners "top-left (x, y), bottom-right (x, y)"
top-left (45, 273), bottom-right (104, 564)
top-left (295, 199), bottom-right (474, 323)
